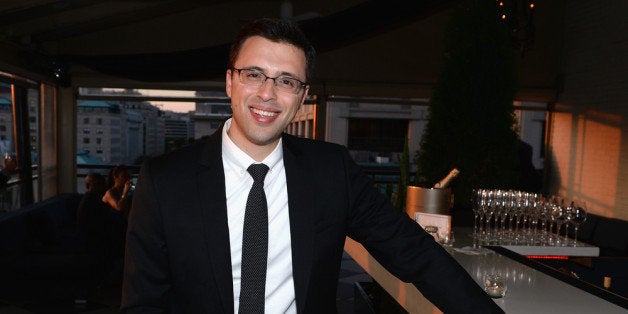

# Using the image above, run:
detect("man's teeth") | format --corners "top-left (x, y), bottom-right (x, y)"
top-left (252, 108), bottom-right (277, 117)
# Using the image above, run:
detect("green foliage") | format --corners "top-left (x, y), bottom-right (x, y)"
top-left (415, 0), bottom-right (521, 209)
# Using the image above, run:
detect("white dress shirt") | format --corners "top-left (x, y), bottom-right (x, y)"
top-left (222, 118), bottom-right (296, 314)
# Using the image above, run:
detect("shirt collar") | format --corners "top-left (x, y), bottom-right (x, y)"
top-left (221, 118), bottom-right (283, 174)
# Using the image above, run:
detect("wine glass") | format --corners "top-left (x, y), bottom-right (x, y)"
top-left (570, 200), bottom-right (588, 246)
top-left (512, 190), bottom-right (524, 243)
top-left (564, 201), bottom-right (575, 246)
top-left (477, 189), bottom-right (490, 242)
top-left (520, 192), bottom-right (531, 242)
top-left (500, 190), bottom-right (513, 242)
top-left (547, 195), bottom-right (561, 245)
top-left (537, 196), bottom-right (550, 245)
top-left (505, 190), bottom-right (517, 242)
top-left (493, 189), bottom-right (504, 242)
top-left (471, 189), bottom-right (481, 239)
top-left (485, 190), bottom-right (496, 243)
top-left (551, 197), bottom-right (567, 246)
top-left (525, 193), bottom-right (540, 244)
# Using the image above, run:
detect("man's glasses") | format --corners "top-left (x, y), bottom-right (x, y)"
top-left (232, 68), bottom-right (307, 94)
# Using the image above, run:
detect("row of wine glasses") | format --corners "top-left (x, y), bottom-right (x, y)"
top-left (471, 189), bottom-right (588, 246)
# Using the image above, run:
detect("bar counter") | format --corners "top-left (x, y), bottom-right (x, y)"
top-left (344, 228), bottom-right (627, 314)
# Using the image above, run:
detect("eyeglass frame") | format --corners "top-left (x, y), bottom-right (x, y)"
top-left (231, 67), bottom-right (308, 94)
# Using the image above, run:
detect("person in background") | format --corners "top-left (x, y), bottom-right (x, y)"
top-left (76, 173), bottom-right (114, 288)
top-left (102, 165), bottom-right (132, 219)
top-left (122, 18), bottom-right (503, 313)
top-left (0, 153), bottom-right (17, 188)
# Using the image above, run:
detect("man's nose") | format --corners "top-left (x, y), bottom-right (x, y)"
top-left (257, 78), bottom-right (277, 100)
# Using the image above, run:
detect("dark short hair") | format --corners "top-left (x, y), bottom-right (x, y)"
top-left (85, 172), bottom-right (105, 189)
top-left (229, 18), bottom-right (316, 82)
top-left (111, 164), bottom-right (129, 178)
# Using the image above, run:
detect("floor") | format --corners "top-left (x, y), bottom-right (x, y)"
top-left (0, 252), bottom-right (374, 314)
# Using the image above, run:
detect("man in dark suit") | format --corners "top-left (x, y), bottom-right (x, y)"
top-left (122, 18), bottom-right (503, 313)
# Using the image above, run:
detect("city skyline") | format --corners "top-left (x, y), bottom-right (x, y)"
top-left (142, 89), bottom-right (198, 113)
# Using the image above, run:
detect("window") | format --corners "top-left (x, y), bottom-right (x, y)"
top-left (0, 78), bottom-right (55, 208)
top-left (96, 138), bottom-right (102, 144)
top-left (83, 138), bottom-right (90, 144)
top-left (84, 117), bottom-right (90, 123)
top-left (83, 128), bottom-right (90, 134)
top-left (347, 118), bottom-right (408, 153)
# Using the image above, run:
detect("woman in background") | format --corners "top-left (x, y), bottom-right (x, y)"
top-left (102, 164), bottom-right (132, 219)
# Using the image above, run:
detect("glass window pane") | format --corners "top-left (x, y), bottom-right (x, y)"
top-left (0, 82), bottom-right (18, 212)
top-left (39, 84), bottom-right (57, 199)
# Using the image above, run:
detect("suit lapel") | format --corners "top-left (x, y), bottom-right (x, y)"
top-left (282, 135), bottom-right (315, 314)
top-left (196, 131), bottom-right (234, 314)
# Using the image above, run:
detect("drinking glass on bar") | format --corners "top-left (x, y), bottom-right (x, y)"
top-left (570, 200), bottom-right (588, 246)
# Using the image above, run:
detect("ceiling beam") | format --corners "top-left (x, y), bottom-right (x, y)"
top-left (0, 0), bottom-right (103, 27)
top-left (31, 1), bottom-right (208, 43)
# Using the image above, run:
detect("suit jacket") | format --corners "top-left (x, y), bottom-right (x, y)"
top-left (121, 130), bottom-right (503, 313)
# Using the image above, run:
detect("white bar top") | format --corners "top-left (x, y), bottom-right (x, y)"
top-left (344, 228), bottom-right (627, 314)
top-left (501, 244), bottom-right (600, 257)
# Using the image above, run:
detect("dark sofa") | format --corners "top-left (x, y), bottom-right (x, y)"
top-left (0, 193), bottom-right (102, 304)
top-left (556, 213), bottom-right (628, 298)
top-left (567, 213), bottom-right (628, 257)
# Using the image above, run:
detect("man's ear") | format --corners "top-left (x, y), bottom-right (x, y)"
top-left (225, 69), bottom-right (232, 97)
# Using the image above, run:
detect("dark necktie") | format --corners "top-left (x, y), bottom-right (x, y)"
top-left (239, 163), bottom-right (270, 314)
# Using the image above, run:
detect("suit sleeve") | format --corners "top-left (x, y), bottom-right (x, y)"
top-left (121, 161), bottom-right (172, 313)
top-left (342, 149), bottom-right (503, 314)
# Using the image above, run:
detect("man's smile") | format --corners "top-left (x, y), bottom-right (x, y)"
top-left (251, 107), bottom-right (279, 118)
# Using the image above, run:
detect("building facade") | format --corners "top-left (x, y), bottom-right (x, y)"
top-left (164, 110), bottom-right (195, 152)
top-left (77, 100), bottom-right (148, 165)
top-left (121, 101), bottom-right (165, 159)
top-left (192, 91), bottom-right (231, 139)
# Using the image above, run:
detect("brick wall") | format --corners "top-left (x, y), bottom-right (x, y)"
top-left (549, 1), bottom-right (628, 220)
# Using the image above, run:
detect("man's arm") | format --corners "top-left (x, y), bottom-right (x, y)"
top-left (342, 149), bottom-right (503, 313)
top-left (121, 161), bottom-right (172, 313)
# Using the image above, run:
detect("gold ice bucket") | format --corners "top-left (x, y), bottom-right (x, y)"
top-left (405, 186), bottom-right (454, 219)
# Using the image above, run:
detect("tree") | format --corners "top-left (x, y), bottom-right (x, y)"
top-left (415, 0), bottom-right (521, 209)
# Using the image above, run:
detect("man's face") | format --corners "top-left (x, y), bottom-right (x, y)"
top-left (226, 36), bottom-right (309, 160)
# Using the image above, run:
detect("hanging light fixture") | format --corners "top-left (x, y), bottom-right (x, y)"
top-left (497, 0), bottom-right (536, 56)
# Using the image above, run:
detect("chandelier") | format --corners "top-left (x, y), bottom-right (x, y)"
top-left (496, 0), bottom-right (536, 56)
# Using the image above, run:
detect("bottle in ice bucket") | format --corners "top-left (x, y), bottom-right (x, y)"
top-left (433, 168), bottom-right (460, 189)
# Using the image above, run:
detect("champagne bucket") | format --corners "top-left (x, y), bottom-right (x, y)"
top-left (405, 186), bottom-right (454, 218)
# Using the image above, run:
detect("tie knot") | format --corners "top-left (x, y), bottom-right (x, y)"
top-left (247, 163), bottom-right (269, 183)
